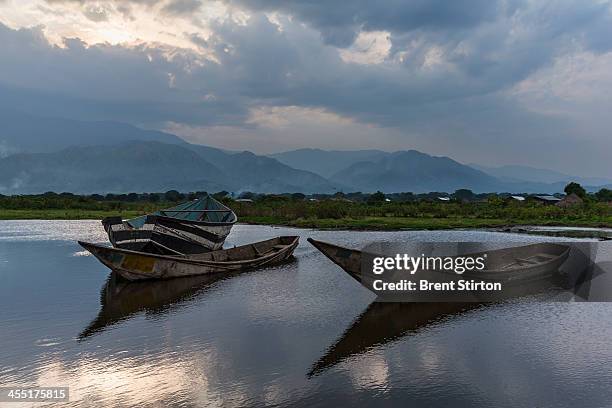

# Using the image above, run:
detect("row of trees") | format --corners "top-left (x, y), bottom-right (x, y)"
top-left (1, 183), bottom-right (610, 208)
top-left (239, 184), bottom-right (612, 204)
top-left (0, 190), bottom-right (223, 203)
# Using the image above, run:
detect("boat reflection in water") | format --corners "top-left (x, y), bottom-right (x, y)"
top-left (307, 245), bottom-right (607, 377)
top-left (307, 301), bottom-right (481, 377)
top-left (78, 271), bottom-right (239, 340)
top-left (308, 279), bottom-right (563, 378)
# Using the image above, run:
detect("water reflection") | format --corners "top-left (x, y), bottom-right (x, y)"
top-left (308, 253), bottom-right (612, 377)
top-left (79, 272), bottom-right (240, 340)
top-left (3, 222), bottom-right (612, 407)
top-left (308, 302), bottom-right (481, 377)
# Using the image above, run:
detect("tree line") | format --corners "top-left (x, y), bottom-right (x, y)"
top-left (1, 182), bottom-right (611, 208)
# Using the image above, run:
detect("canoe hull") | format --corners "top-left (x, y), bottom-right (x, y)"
top-left (80, 236), bottom-right (299, 281)
top-left (308, 238), bottom-right (570, 300)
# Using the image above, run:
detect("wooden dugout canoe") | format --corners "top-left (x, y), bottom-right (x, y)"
top-left (80, 236), bottom-right (299, 281)
top-left (307, 238), bottom-right (570, 296)
top-left (102, 195), bottom-right (237, 255)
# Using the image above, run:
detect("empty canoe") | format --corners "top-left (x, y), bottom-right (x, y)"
top-left (307, 238), bottom-right (570, 298)
top-left (80, 236), bottom-right (299, 281)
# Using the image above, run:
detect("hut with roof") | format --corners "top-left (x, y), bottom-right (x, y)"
top-left (528, 195), bottom-right (561, 205)
top-left (556, 193), bottom-right (583, 208)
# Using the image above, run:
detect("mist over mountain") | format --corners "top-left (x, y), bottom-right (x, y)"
top-left (0, 110), bottom-right (184, 155)
top-left (269, 148), bottom-right (389, 178)
top-left (0, 141), bottom-right (340, 194)
top-left (0, 142), bottom-right (229, 194)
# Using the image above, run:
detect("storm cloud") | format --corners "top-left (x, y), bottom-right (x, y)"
top-left (1, 0), bottom-right (612, 175)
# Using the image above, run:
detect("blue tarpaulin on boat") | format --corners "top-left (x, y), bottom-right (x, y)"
top-left (126, 195), bottom-right (235, 228)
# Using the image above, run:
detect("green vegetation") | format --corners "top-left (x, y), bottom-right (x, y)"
top-left (564, 182), bottom-right (587, 198)
top-left (1, 189), bottom-right (610, 230)
top-left (595, 188), bottom-right (612, 202)
top-left (234, 195), bottom-right (611, 229)
top-left (0, 192), bottom-right (172, 220)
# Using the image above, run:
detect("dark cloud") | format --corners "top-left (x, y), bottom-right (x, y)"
top-left (3, 0), bottom-right (611, 127)
top-left (226, 0), bottom-right (507, 46)
top-left (0, 23), bottom-right (248, 126)
top-left (1, 0), bottom-right (612, 174)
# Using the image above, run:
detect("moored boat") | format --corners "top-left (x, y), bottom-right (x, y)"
top-left (80, 236), bottom-right (299, 281)
top-left (307, 238), bottom-right (570, 299)
top-left (102, 195), bottom-right (237, 254)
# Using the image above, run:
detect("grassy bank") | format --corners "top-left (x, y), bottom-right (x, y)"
top-left (1, 193), bottom-right (610, 230)
top-left (239, 215), bottom-right (612, 230)
top-left (2, 210), bottom-right (611, 230)
top-left (0, 209), bottom-right (144, 220)
top-left (233, 197), bottom-right (612, 230)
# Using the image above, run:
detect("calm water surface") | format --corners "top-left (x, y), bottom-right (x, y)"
top-left (1, 221), bottom-right (612, 407)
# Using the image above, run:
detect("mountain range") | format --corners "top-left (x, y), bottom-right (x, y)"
top-left (0, 110), bottom-right (183, 156)
top-left (269, 148), bottom-right (389, 178)
top-left (271, 149), bottom-right (611, 193)
top-left (0, 111), bottom-right (609, 194)
top-left (329, 150), bottom-right (501, 193)
top-left (0, 141), bottom-right (338, 194)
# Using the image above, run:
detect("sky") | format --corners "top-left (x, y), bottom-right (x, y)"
top-left (1, 0), bottom-right (611, 176)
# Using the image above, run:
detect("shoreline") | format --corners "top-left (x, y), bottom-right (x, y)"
top-left (238, 216), bottom-right (612, 231)
top-left (1, 210), bottom-right (610, 238)
top-left (241, 219), bottom-right (612, 239)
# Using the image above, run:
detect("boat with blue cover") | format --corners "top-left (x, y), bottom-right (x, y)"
top-left (102, 195), bottom-right (237, 254)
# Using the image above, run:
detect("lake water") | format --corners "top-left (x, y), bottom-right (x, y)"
top-left (1, 221), bottom-right (612, 407)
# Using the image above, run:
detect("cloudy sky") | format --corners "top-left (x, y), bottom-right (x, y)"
top-left (1, 0), bottom-right (611, 176)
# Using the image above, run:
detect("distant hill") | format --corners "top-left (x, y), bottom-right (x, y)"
top-left (0, 142), bottom-right (229, 194)
top-left (330, 150), bottom-right (502, 193)
top-left (0, 110), bottom-right (184, 155)
top-left (0, 141), bottom-right (341, 194)
top-left (271, 149), bottom-right (611, 193)
top-left (0, 111), bottom-right (340, 194)
top-left (186, 145), bottom-right (341, 193)
top-left (1, 110), bottom-right (608, 195)
top-left (269, 148), bottom-right (389, 178)
top-left (470, 163), bottom-right (612, 187)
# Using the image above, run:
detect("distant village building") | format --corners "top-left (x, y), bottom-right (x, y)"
top-left (437, 197), bottom-right (451, 202)
top-left (529, 195), bottom-right (561, 205)
top-left (556, 193), bottom-right (583, 208)
top-left (235, 198), bottom-right (254, 203)
top-left (510, 195), bottom-right (526, 202)
top-left (332, 197), bottom-right (353, 203)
